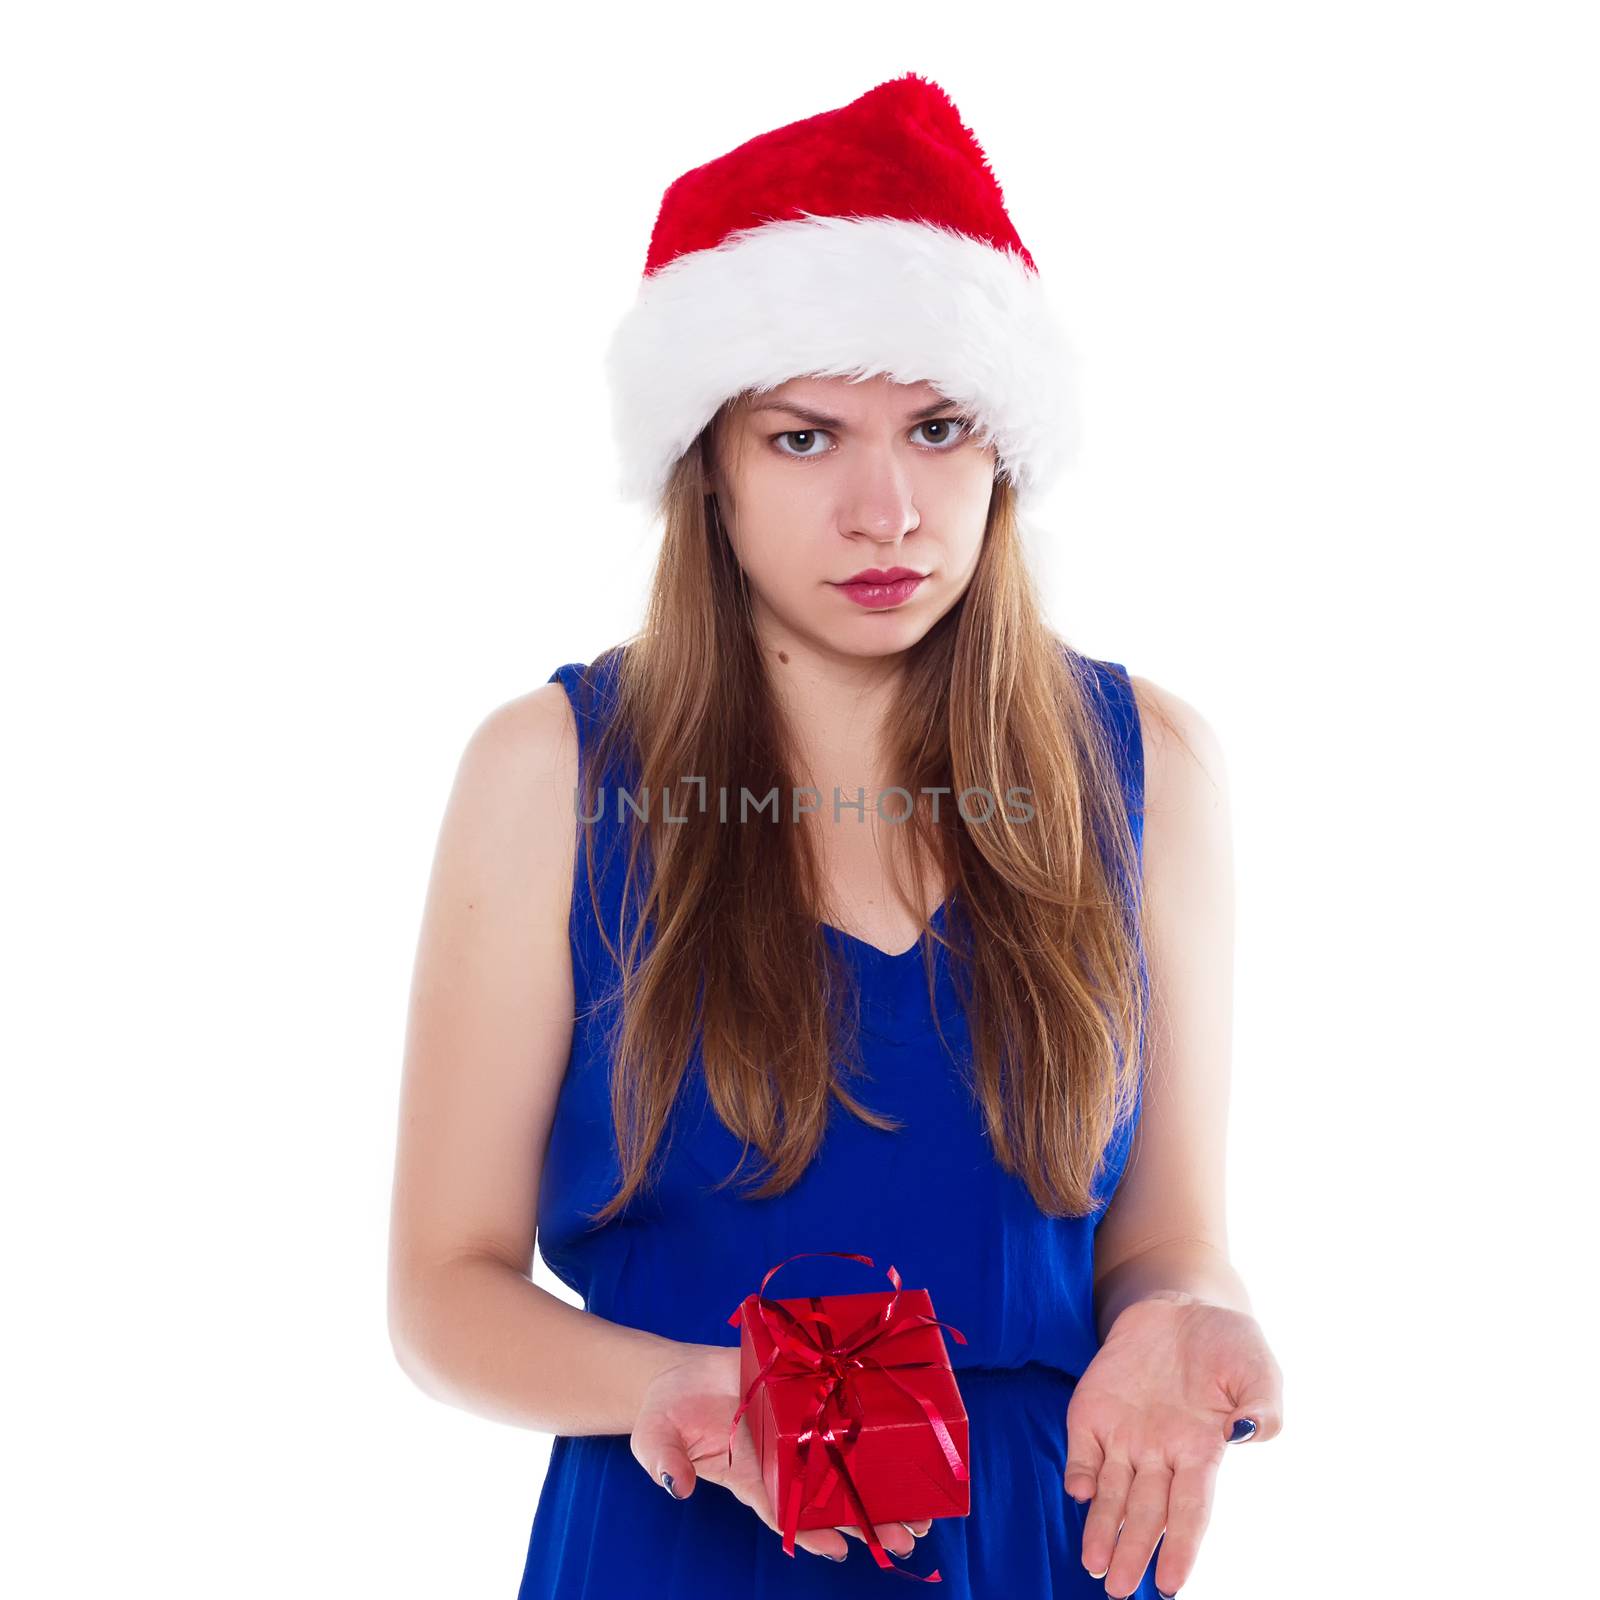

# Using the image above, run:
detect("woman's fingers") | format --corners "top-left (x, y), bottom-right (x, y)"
top-left (730, 1471), bottom-right (850, 1562)
top-left (1079, 1455), bottom-right (1134, 1583)
top-left (1149, 1453), bottom-right (1220, 1596)
top-left (1063, 1426), bottom-right (1106, 1503)
top-left (745, 1481), bottom-right (849, 1561)
top-left (630, 1415), bottom-right (698, 1500)
top-left (795, 1531), bottom-right (852, 1562)
top-left (1080, 1448), bottom-right (1224, 1597)
top-left (831, 1522), bottom-right (919, 1558)
top-left (1223, 1343), bottom-right (1284, 1443)
top-left (1103, 1458), bottom-right (1171, 1600)
top-left (676, 1433), bottom-right (851, 1563)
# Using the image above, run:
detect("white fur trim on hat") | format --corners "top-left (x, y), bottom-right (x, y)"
top-left (603, 213), bottom-right (1081, 512)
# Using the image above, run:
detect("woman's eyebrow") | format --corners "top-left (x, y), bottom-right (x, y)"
top-left (751, 398), bottom-right (960, 428)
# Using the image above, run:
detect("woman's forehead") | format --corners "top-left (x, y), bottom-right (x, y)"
top-left (751, 375), bottom-right (956, 414)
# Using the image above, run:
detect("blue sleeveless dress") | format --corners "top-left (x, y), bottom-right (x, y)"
top-left (519, 649), bottom-right (1153, 1599)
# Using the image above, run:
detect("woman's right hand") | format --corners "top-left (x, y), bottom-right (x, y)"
top-left (630, 1342), bottom-right (933, 1565)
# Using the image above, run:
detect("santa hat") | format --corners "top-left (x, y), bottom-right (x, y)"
top-left (604, 72), bottom-right (1080, 514)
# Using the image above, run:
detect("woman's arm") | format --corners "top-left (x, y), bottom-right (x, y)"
top-left (386, 683), bottom-right (697, 1436)
top-left (1091, 675), bottom-right (1251, 1339)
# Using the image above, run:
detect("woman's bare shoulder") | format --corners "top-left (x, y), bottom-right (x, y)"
top-left (1125, 672), bottom-right (1229, 810)
top-left (457, 680), bottom-right (579, 802)
top-left (423, 675), bottom-right (583, 1007)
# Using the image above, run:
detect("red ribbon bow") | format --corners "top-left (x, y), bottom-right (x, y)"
top-left (719, 1250), bottom-right (969, 1582)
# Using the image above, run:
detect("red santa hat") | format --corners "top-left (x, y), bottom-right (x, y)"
top-left (604, 72), bottom-right (1080, 514)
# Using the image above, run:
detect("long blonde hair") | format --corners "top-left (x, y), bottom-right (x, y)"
top-left (576, 394), bottom-right (1151, 1227)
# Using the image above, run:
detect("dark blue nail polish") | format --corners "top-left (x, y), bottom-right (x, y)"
top-left (659, 1470), bottom-right (679, 1497)
top-left (1228, 1417), bottom-right (1257, 1442)
top-left (1157, 1589), bottom-right (1178, 1599)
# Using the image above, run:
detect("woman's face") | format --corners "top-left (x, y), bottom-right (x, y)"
top-left (708, 374), bottom-right (997, 660)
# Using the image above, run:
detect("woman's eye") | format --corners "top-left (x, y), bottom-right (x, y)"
top-left (913, 417), bottom-right (971, 449)
top-left (773, 429), bottom-right (831, 458)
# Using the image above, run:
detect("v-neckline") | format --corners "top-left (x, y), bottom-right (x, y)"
top-left (819, 897), bottom-right (952, 963)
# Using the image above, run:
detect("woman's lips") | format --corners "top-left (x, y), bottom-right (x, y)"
top-left (832, 574), bottom-right (927, 609)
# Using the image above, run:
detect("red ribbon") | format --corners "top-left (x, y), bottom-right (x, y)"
top-left (717, 1250), bottom-right (969, 1582)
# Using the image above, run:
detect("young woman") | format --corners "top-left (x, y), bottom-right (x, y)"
top-left (388, 74), bottom-right (1282, 1599)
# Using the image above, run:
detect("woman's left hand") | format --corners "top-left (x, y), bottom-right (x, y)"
top-left (1063, 1290), bottom-right (1283, 1598)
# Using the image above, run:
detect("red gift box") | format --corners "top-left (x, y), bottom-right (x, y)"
top-left (721, 1251), bottom-right (970, 1581)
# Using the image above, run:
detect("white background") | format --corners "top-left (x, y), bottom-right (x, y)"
top-left (5, 3), bottom-right (1595, 1594)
